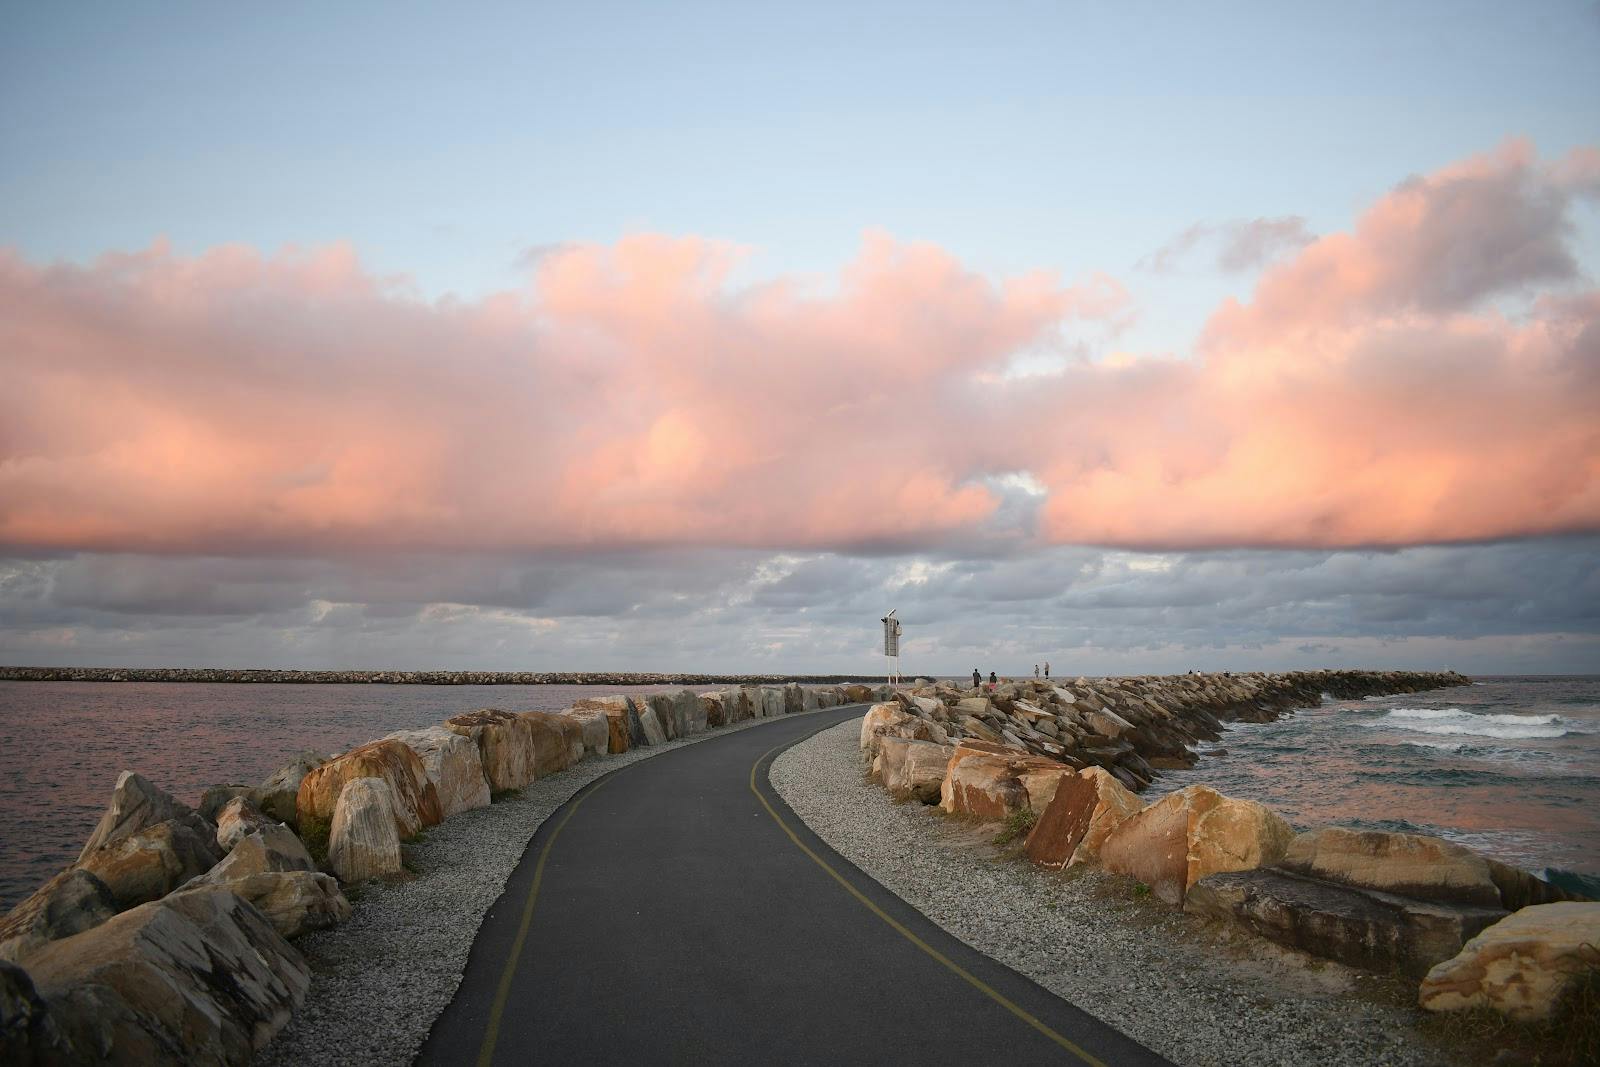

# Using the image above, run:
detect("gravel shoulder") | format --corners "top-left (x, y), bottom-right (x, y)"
top-left (256, 711), bottom-right (823, 1067)
top-left (770, 718), bottom-right (1467, 1067)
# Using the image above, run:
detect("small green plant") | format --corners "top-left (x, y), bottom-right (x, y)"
top-left (298, 814), bottom-right (331, 865)
top-left (1131, 881), bottom-right (1151, 898)
top-left (491, 787), bottom-right (524, 803)
top-left (991, 808), bottom-right (1038, 846)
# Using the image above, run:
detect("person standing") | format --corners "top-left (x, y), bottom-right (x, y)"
top-left (988, 671), bottom-right (997, 691)
top-left (1034, 664), bottom-right (1040, 678)
top-left (1044, 660), bottom-right (1051, 679)
top-left (972, 667), bottom-right (981, 689)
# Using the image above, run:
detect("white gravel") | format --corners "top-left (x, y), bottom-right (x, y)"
top-left (256, 711), bottom-right (819, 1067)
top-left (770, 719), bottom-right (1467, 1067)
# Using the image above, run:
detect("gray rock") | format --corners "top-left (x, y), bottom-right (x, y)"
top-left (77, 819), bottom-right (222, 911)
top-left (25, 887), bottom-right (308, 1064)
top-left (215, 795), bottom-right (277, 853)
top-left (202, 827), bottom-right (315, 882)
top-left (178, 872), bottom-right (350, 941)
top-left (199, 785), bottom-right (252, 824)
top-left (1, 959), bottom-right (77, 1064)
top-left (328, 779), bottom-right (402, 884)
top-left (76, 772), bottom-right (194, 862)
top-left (1184, 867), bottom-right (1507, 976)
top-left (251, 752), bottom-right (328, 828)
top-left (0, 870), bottom-right (116, 965)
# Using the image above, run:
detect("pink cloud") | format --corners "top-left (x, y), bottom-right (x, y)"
top-left (1, 143), bottom-right (1596, 555)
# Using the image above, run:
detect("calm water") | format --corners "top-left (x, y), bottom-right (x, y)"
top-left (1147, 676), bottom-right (1600, 884)
top-left (0, 681), bottom-right (685, 907)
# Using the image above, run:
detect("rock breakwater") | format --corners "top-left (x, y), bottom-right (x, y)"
top-left (0, 666), bottom-right (891, 685)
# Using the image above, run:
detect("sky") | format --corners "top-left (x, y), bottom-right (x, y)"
top-left (1, 2), bottom-right (1597, 675)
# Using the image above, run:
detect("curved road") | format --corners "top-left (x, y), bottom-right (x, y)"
top-left (418, 705), bottom-right (1171, 1066)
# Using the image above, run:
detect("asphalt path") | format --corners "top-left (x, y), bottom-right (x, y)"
top-left (418, 705), bottom-right (1172, 1067)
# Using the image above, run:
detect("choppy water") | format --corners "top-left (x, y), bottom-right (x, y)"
top-left (1147, 675), bottom-right (1600, 886)
top-left (0, 681), bottom-right (685, 907)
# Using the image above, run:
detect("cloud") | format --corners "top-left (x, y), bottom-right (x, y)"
top-left (1, 142), bottom-right (1597, 557)
top-left (1142, 216), bottom-right (1315, 274)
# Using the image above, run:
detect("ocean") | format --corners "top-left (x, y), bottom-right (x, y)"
top-left (1145, 675), bottom-right (1600, 890)
top-left (0, 680), bottom-right (684, 907)
top-left (2, 675), bottom-right (1595, 909)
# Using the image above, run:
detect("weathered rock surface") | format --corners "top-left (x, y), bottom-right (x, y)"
top-left (444, 708), bottom-right (538, 791)
top-left (637, 705), bottom-right (668, 746)
top-left (76, 772), bottom-right (195, 862)
top-left (327, 778), bottom-right (402, 883)
top-left (1099, 785), bottom-right (1292, 905)
top-left (0, 870), bottom-right (116, 965)
top-left (1025, 766), bottom-right (1144, 870)
top-left (250, 752), bottom-right (326, 827)
top-left (183, 871), bottom-right (350, 941)
top-left (571, 697), bottom-right (641, 754)
top-left (860, 704), bottom-right (908, 755)
top-left (1185, 867), bottom-right (1509, 977)
top-left (1279, 827), bottom-right (1502, 908)
top-left (22, 887), bottom-right (309, 1064)
top-left (938, 745), bottom-right (1064, 820)
top-left (198, 785), bottom-right (251, 824)
top-left (386, 726), bottom-right (491, 818)
top-left (872, 737), bottom-right (954, 803)
top-left (215, 795), bottom-right (276, 853)
top-left (202, 827), bottom-right (315, 882)
top-left (77, 819), bottom-right (222, 911)
top-left (520, 711), bottom-right (586, 777)
top-left (298, 739), bottom-right (443, 839)
top-left (1419, 902), bottom-right (1600, 1021)
top-left (561, 707), bottom-right (612, 758)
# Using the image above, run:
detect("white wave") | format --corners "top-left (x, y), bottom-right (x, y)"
top-left (1386, 707), bottom-right (1464, 719)
top-left (1397, 721), bottom-right (1569, 740)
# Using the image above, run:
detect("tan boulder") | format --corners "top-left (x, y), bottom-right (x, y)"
top-left (1099, 785), bottom-right (1293, 904)
top-left (873, 737), bottom-right (954, 803)
top-left (202, 826), bottom-right (315, 882)
top-left (180, 871), bottom-right (350, 940)
top-left (297, 738), bottom-right (443, 838)
top-left (521, 711), bottom-right (586, 776)
top-left (1279, 827), bottom-right (1501, 907)
top-left (327, 778), bottom-right (402, 883)
top-left (444, 708), bottom-right (539, 791)
top-left (387, 725), bottom-right (491, 818)
top-left (860, 704), bottom-right (909, 755)
top-left (198, 784), bottom-right (252, 824)
top-left (76, 772), bottom-right (192, 862)
top-left (77, 819), bottom-right (222, 911)
top-left (1419, 902), bottom-right (1600, 1021)
top-left (1025, 766), bottom-right (1144, 870)
top-left (23, 887), bottom-right (308, 1063)
top-left (562, 707), bottom-right (613, 757)
top-left (636, 694), bottom-right (680, 740)
top-left (0, 869), bottom-right (116, 964)
top-left (571, 697), bottom-right (641, 754)
top-left (1018, 767), bottom-right (1075, 815)
top-left (939, 747), bottom-right (1029, 820)
top-left (700, 692), bottom-right (727, 728)
top-left (840, 684), bottom-right (875, 703)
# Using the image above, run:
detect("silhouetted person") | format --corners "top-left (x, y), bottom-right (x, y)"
top-left (972, 668), bottom-right (981, 689)
top-left (1044, 661), bottom-right (1051, 679)
top-left (988, 671), bottom-right (997, 691)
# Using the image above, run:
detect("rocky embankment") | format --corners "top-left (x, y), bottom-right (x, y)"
top-left (0, 680), bottom-right (887, 1064)
top-left (0, 666), bottom-right (889, 685)
top-left (859, 669), bottom-right (1599, 1048)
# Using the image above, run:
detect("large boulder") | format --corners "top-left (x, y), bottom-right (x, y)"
top-left (179, 871), bottom-right (350, 941)
top-left (1279, 827), bottom-right (1502, 907)
top-left (940, 747), bottom-right (1029, 820)
top-left (23, 887), bottom-right (308, 1064)
top-left (298, 739), bottom-right (442, 839)
top-left (327, 778), bottom-right (402, 883)
top-left (1419, 902), bottom-right (1600, 1021)
top-left (873, 737), bottom-right (954, 803)
top-left (250, 752), bottom-right (327, 827)
top-left (76, 772), bottom-right (194, 862)
top-left (636, 695), bottom-right (679, 741)
top-left (77, 819), bottom-right (222, 911)
top-left (1099, 785), bottom-right (1294, 905)
top-left (1025, 766), bottom-right (1144, 871)
top-left (386, 726), bottom-right (491, 818)
top-left (520, 712), bottom-right (586, 777)
top-left (570, 697), bottom-right (641, 754)
top-left (675, 689), bottom-right (708, 734)
top-left (637, 706), bottom-right (668, 746)
top-left (202, 827), bottom-right (315, 882)
top-left (1185, 868), bottom-right (1509, 977)
top-left (198, 785), bottom-right (251, 824)
top-left (860, 704), bottom-right (909, 755)
top-left (0, 870), bottom-right (116, 965)
top-left (699, 692), bottom-right (727, 729)
top-left (840, 684), bottom-right (875, 703)
top-left (444, 708), bottom-right (539, 791)
top-left (759, 687), bottom-right (786, 719)
top-left (561, 707), bottom-right (612, 757)
top-left (1485, 858), bottom-right (1590, 911)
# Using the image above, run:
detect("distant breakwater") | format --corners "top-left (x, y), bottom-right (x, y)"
top-left (0, 666), bottom-right (889, 685)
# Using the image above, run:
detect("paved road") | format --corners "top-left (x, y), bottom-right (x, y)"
top-left (418, 705), bottom-right (1171, 1067)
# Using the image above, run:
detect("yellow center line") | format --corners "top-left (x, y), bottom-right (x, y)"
top-left (748, 731), bottom-right (1109, 1067)
top-left (476, 774), bottom-right (613, 1067)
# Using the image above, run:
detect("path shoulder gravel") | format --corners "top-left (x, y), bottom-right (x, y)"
top-left (771, 718), bottom-right (1465, 1067)
top-left (256, 712), bottom-right (803, 1067)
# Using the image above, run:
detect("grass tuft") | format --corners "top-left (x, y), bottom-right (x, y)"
top-left (491, 787), bottom-right (524, 803)
top-left (991, 807), bottom-right (1038, 846)
top-left (298, 813), bottom-right (331, 866)
top-left (1418, 955), bottom-right (1600, 1067)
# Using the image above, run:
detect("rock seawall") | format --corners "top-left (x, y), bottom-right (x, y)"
top-left (0, 666), bottom-right (895, 685)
